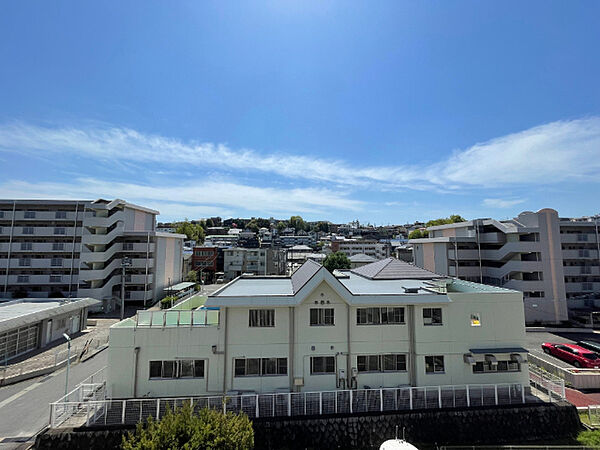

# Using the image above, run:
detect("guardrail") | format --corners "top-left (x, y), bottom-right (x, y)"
top-left (529, 353), bottom-right (600, 390)
top-left (50, 383), bottom-right (526, 429)
top-left (528, 364), bottom-right (566, 402)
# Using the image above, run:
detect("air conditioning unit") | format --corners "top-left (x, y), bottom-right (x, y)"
top-left (294, 377), bottom-right (304, 386)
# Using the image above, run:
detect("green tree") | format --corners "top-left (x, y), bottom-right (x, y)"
top-left (408, 229), bottom-right (428, 239)
top-left (289, 216), bottom-right (308, 232)
top-left (323, 252), bottom-right (351, 273)
top-left (122, 404), bottom-right (254, 450)
top-left (256, 218), bottom-right (271, 229)
top-left (205, 218), bottom-right (215, 228)
top-left (186, 270), bottom-right (198, 283)
top-left (312, 221), bottom-right (329, 233)
top-left (246, 219), bottom-right (259, 233)
top-left (276, 221), bottom-right (287, 232)
top-left (176, 220), bottom-right (205, 243)
top-left (425, 215), bottom-right (466, 228)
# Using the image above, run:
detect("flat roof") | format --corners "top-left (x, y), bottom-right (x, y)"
top-left (214, 278), bottom-right (293, 297)
top-left (167, 282), bottom-right (196, 292)
top-left (339, 272), bottom-right (434, 295)
top-left (0, 298), bottom-right (101, 333)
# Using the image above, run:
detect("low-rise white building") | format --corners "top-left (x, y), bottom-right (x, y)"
top-left (108, 258), bottom-right (528, 398)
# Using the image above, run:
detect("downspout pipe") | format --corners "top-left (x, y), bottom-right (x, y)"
top-left (133, 346), bottom-right (140, 398)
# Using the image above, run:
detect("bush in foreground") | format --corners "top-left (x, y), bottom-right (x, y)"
top-left (122, 404), bottom-right (254, 449)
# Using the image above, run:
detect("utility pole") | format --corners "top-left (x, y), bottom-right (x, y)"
top-left (120, 257), bottom-right (132, 321)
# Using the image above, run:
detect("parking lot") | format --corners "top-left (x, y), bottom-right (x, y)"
top-left (525, 329), bottom-right (600, 369)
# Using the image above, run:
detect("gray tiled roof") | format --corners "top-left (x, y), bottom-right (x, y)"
top-left (351, 257), bottom-right (442, 280)
top-left (291, 259), bottom-right (322, 293)
top-left (348, 253), bottom-right (376, 262)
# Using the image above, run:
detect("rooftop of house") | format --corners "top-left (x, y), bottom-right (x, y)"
top-left (207, 258), bottom-right (513, 306)
top-left (348, 253), bottom-right (377, 263)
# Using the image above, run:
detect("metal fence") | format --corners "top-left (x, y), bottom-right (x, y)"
top-left (440, 447), bottom-right (599, 450)
top-left (579, 404), bottom-right (600, 427)
top-left (50, 383), bottom-right (525, 429)
top-left (528, 364), bottom-right (566, 402)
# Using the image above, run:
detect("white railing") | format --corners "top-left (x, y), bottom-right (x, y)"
top-left (578, 404), bottom-right (600, 427)
top-left (528, 364), bottom-right (566, 402)
top-left (50, 383), bottom-right (525, 429)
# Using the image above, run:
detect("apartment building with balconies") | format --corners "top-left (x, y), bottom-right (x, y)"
top-left (223, 247), bottom-right (287, 280)
top-left (410, 208), bottom-right (600, 324)
top-left (0, 199), bottom-right (184, 308)
top-left (329, 239), bottom-right (391, 260)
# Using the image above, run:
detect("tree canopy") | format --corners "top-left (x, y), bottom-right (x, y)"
top-left (122, 404), bottom-right (254, 450)
top-left (408, 229), bottom-right (428, 239)
top-left (323, 252), bottom-right (351, 272)
top-left (289, 216), bottom-right (309, 232)
top-left (176, 220), bottom-right (205, 243)
top-left (425, 215), bottom-right (466, 227)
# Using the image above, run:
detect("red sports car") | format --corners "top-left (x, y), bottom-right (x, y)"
top-left (541, 342), bottom-right (600, 368)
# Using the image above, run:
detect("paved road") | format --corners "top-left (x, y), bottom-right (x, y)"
top-left (0, 349), bottom-right (107, 447)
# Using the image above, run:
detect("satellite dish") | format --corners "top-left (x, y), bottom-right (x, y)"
top-left (379, 440), bottom-right (419, 450)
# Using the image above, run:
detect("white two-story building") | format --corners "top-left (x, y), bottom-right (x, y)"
top-left (107, 258), bottom-right (528, 399)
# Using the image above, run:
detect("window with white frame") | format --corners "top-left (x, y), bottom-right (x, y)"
top-left (53, 243), bottom-right (64, 251)
top-left (234, 357), bottom-right (287, 377)
top-left (423, 308), bottom-right (443, 326)
top-left (310, 356), bottom-right (335, 374)
top-left (248, 309), bottom-right (275, 327)
top-left (20, 242), bottom-right (33, 250)
top-left (22, 227), bottom-right (34, 235)
top-left (309, 308), bottom-right (334, 326)
top-left (356, 307), bottom-right (404, 325)
top-left (50, 275), bottom-right (61, 283)
top-left (54, 227), bottom-right (66, 235)
top-left (357, 354), bottom-right (407, 372)
top-left (149, 359), bottom-right (205, 379)
top-left (19, 257), bottom-right (31, 267)
top-left (24, 211), bottom-right (36, 219)
top-left (17, 275), bottom-right (29, 283)
top-left (55, 211), bottom-right (67, 219)
top-left (425, 355), bottom-right (445, 373)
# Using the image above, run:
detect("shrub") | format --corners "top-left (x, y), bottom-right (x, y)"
top-left (578, 430), bottom-right (600, 446)
top-left (160, 296), bottom-right (177, 309)
top-left (122, 404), bottom-right (254, 449)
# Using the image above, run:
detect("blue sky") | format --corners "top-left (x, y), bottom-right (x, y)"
top-left (0, 1), bottom-right (599, 224)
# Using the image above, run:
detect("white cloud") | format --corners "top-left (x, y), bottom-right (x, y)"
top-left (482, 198), bottom-right (526, 208)
top-left (0, 178), bottom-right (365, 219)
top-left (437, 118), bottom-right (600, 187)
top-left (0, 117), bottom-right (599, 193)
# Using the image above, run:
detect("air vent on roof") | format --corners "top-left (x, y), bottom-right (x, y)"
top-left (402, 286), bottom-right (420, 294)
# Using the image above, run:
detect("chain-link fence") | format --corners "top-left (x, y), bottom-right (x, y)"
top-left (50, 383), bottom-right (525, 429)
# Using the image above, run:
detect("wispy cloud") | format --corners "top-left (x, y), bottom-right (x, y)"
top-left (482, 198), bottom-right (526, 208)
top-left (1, 117), bottom-right (599, 191)
top-left (0, 178), bottom-right (365, 219)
